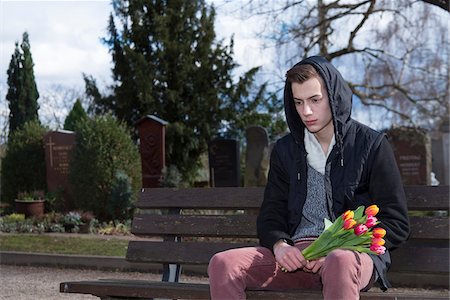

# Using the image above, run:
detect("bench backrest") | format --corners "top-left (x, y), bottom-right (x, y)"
top-left (127, 185), bottom-right (449, 288)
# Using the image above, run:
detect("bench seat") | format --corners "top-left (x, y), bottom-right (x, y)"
top-left (60, 280), bottom-right (449, 299)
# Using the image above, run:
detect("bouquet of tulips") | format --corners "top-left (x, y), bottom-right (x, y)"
top-left (301, 205), bottom-right (386, 260)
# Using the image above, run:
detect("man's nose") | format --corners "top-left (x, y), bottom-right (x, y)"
top-left (302, 103), bottom-right (313, 115)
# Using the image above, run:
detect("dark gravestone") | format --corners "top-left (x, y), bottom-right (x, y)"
top-left (387, 126), bottom-right (431, 185)
top-left (245, 126), bottom-right (269, 187)
top-left (136, 115), bottom-right (168, 188)
top-left (44, 130), bottom-right (76, 210)
top-left (208, 138), bottom-right (240, 187)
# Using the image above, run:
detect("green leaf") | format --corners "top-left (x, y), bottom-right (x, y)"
top-left (353, 206), bottom-right (365, 219)
top-left (324, 218), bottom-right (333, 230)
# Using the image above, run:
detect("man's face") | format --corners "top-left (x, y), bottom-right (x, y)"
top-left (291, 77), bottom-right (333, 135)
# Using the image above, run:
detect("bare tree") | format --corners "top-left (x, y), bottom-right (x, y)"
top-left (227, 0), bottom-right (449, 129)
top-left (38, 85), bottom-right (84, 130)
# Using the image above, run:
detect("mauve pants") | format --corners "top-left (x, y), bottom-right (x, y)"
top-left (208, 241), bottom-right (374, 300)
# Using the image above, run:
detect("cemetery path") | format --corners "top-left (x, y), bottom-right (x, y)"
top-left (0, 264), bottom-right (448, 299)
top-left (0, 264), bottom-right (207, 300)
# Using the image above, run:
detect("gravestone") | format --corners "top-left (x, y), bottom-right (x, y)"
top-left (208, 138), bottom-right (240, 187)
top-left (387, 126), bottom-right (431, 185)
top-left (44, 130), bottom-right (76, 210)
top-left (432, 118), bottom-right (449, 185)
top-left (136, 115), bottom-right (168, 188)
top-left (244, 126), bottom-right (269, 186)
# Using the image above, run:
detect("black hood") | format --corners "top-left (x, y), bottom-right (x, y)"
top-left (284, 56), bottom-right (353, 149)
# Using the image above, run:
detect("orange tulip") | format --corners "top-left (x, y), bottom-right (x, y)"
top-left (343, 218), bottom-right (357, 230)
top-left (342, 210), bottom-right (354, 221)
top-left (365, 205), bottom-right (379, 217)
top-left (372, 227), bottom-right (386, 238)
top-left (371, 237), bottom-right (385, 246)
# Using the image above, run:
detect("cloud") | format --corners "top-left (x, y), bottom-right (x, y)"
top-left (0, 0), bottom-right (112, 89)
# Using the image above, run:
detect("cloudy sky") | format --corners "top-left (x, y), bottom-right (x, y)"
top-left (0, 0), bottom-right (272, 135)
top-left (3, 0), bottom-right (430, 136)
top-left (0, 0), bottom-right (271, 88)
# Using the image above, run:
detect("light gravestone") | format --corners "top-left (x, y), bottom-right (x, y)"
top-left (387, 126), bottom-right (431, 185)
top-left (244, 126), bottom-right (269, 187)
top-left (432, 118), bottom-right (449, 185)
top-left (44, 130), bottom-right (76, 210)
top-left (136, 115), bottom-right (168, 188)
top-left (208, 138), bottom-right (240, 187)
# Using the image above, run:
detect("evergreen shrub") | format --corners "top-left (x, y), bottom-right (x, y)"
top-left (0, 120), bottom-right (47, 210)
top-left (69, 115), bottom-right (141, 221)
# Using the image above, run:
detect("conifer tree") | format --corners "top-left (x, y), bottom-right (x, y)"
top-left (6, 43), bottom-right (23, 135)
top-left (64, 99), bottom-right (88, 131)
top-left (84, 0), bottom-right (282, 181)
top-left (5, 32), bottom-right (39, 136)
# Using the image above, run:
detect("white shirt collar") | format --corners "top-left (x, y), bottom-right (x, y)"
top-left (304, 128), bottom-right (336, 175)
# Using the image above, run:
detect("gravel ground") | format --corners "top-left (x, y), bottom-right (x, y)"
top-left (1, 264), bottom-right (448, 299)
top-left (0, 265), bottom-right (207, 300)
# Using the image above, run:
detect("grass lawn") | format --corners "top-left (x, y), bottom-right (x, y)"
top-left (0, 234), bottom-right (128, 256)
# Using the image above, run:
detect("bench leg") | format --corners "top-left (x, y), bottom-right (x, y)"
top-left (162, 262), bottom-right (182, 282)
top-left (162, 209), bottom-right (182, 283)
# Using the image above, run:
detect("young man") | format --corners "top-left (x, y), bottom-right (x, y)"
top-left (208, 56), bottom-right (410, 299)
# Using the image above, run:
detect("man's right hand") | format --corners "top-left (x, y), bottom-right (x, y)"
top-left (273, 240), bottom-right (307, 272)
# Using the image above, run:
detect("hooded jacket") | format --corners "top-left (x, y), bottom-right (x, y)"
top-left (256, 56), bottom-right (410, 290)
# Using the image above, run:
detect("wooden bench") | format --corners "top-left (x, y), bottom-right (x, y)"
top-left (60, 185), bottom-right (449, 299)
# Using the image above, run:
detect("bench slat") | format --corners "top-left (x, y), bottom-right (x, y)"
top-left (390, 246), bottom-right (449, 273)
top-left (404, 186), bottom-right (449, 210)
top-left (135, 186), bottom-right (449, 210)
top-left (137, 187), bottom-right (264, 209)
top-left (409, 216), bottom-right (449, 240)
top-left (59, 280), bottom-right (450, 299)
top-left (126, 242), bottom-right (450, 273)
top-left (131, 214), bottom-right (257, 237)
top-left (388, 272), bottom-right (450, 289)
top-left (131, 214), bottom-right (448, 240)
top-left (60, 280), bottom-right (210, 299)
top-left (126, 241), bottom-right (255, 264)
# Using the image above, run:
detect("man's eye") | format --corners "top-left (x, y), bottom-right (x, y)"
top-left (312, 98), bottom-right (320, 103)
top-left (295, 101), bottom-right (303, 105)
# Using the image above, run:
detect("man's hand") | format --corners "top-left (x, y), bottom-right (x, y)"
top-left (273, 240), bottom-right (307, 272)
top-left (303, 257), bottom-right (325, 273)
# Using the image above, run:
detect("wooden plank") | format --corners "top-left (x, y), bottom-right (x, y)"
top-left (404, 186), bottom-right (449, 210)
top-left (136, 187), bottom-right (264, 209)
top-left (390, 246), bottom-right (449, 273)
top-left (131, 214), bottom-right (257, 237)
top-left (131, 214), bottom-right (448, 240)
top-left (247, 289), bottom-right (450, 299)
top-left (388, 272), bottom-right (449, 289)
top-left (60, 280), bottom-right (210, 299)
top-left (409, 216), bottom-right (449, 239)
top-left (126, 241), bottom-right (256, 264)
top-left (135, 186), bottom-right (449, 210)
top-left (60, 280), bottom-right (450, 300)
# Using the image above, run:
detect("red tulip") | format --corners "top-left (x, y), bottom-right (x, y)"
top-left (354, 224), bottom-right (368, 236)
top-left (365, 215), bottom-right (378, 228)
top-left (370, 244), bottom-right (386, 255)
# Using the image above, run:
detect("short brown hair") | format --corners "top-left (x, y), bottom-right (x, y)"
top-left (286, 64), bottom-right (320, 84)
